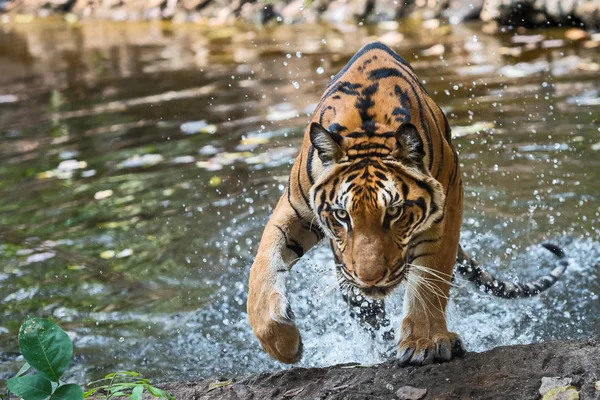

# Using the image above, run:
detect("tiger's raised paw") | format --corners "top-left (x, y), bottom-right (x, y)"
top-left (248, 290), bottom-right (303, 364)
top-left (397, 332), bottom-right (466, 367)
top-left (254, 320), bottom-right (303, 364)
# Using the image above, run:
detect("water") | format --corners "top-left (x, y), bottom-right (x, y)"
top-left (0, 19), bottom-right (599, 386)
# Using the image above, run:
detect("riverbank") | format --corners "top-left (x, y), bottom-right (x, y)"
top-left (1, 0), bottom-right (599, 28)
top-left (155, 337), bottom-right (600, 399)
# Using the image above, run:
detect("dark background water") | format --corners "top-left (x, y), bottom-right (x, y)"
top-left (0, 19), bottom-right (599, 387)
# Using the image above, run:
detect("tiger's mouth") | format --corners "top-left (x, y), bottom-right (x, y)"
top-left (341, 263), bottom-right (408, 299)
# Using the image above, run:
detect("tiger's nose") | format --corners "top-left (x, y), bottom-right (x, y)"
top-left (357, 272), bottom-right (386, 287)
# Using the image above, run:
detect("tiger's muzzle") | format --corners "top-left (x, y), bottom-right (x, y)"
top-left (339, 262), bottom-right (408, 298)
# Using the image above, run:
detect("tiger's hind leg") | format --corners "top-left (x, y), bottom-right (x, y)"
top-left (331, 241), bottom-right (395, 344)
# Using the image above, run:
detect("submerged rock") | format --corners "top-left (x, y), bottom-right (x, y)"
top-left (154, 337), bottom-right (599, 399)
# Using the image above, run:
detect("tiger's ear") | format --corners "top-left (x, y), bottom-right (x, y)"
top-left (309, 122), bottom-right (343, 165)
top-left (394, 123), bottom-right (426, 169)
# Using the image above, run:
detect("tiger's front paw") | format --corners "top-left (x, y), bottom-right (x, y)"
top-left (248, 291), bottom-right (302, 364)
top-left (397, 320), bottom-right (465, 366)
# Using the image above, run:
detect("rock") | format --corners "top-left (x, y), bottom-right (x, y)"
top-left (540, 377), bottom-right (573, 396)
top-left (396, 385), bottom-right (427, 400)
top-left (1, 0), bottom-right (598, 28)
top-left (154, 337), bottom-right (600, 399)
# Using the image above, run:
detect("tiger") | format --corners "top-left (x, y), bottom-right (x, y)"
top-left (247, 41), bottom-right (568, 366)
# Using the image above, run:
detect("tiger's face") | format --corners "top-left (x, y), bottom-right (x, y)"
top-left (309, 121), bottom-right (444, 298)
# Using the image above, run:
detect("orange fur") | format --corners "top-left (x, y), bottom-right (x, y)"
top-left (248, 41), bottom-right (465, 365)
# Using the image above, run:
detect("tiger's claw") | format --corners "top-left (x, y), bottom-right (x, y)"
top-left (397, 331), bottom-right (465, 366)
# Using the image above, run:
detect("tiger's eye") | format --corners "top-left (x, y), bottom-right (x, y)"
top-left (387, 206), bottom-right (403, 218)
top-left (333, 209), bottom-right (349, 222)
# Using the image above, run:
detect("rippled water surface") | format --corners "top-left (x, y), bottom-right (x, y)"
top-left (1, 19), bottom-right (599, 386)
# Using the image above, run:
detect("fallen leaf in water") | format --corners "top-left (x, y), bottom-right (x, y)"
top-left (422, 44), bottom-right (444, 57)
top-left (172, 156), bottom-right (195, 164)
top-left (282, 387), bottom-right (304, 397)
top-left (565, 29), bottom-right (589, 41)
top-left (118, 154), bottom-right (163, 168)
top-left (542, 39), bottom-right (565, 49)
top-left (452, 122), bottom-right (495, 138)
top-left (379, 31), bottom-right (404, 46)
top-left (199, 145), bottom-right (221, 156)
top-left (577, 61), bottom-right (600, 72)
top-left (396, 385), bottom-right (427, 400)
top-left (498, 61), bottom-right (548, 78)
top-left (180, 120), bottom-right (217, 134)
top-left (116, 249), bottom-right (133, 258)
top-left (57, 160), bottom-right (88, 172)
top-left (499, 46), bottom-right (523, 57)
top-left (0, 94), bottom-right (19, 103)
top-left (241, 137), bottom-right (270, 145)
top-left (100, 250), bottom-right (116, 259)
top-left (208, 380), bottom-right (233, 392)
top-left (196, 161), bottom-right (223, 171)
top-left (25, 252), bottom-right (56, 264)
top-left (511, 34), bottom-right (544, 44)
top-left (94, 190), bottom-right (114, 200)
top-left (209, 176), bottom-right (222, 187)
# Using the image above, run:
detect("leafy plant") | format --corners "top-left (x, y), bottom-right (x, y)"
top-left (84, 371), bottom-right (175, 400)
top-left (8, 318), bottom-right (175, 400)
top-left (7, 318), bottom-right (82, 400)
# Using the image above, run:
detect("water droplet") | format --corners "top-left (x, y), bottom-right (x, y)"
top-left (119, 337), bottom-right (125, 343)
top-left (316, 67), bottom-right (324, 75)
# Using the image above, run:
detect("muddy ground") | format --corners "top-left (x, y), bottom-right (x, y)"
top-left (155, 337), bottom-right (600, 399)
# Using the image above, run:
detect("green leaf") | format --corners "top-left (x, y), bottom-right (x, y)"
top-left (104, 371), bottom-right (141, 379)
top-left (130, 386), bottom-right (144, 400)
top-left (17, 362), bottom-right (31, 377)
top-left (208, 381), bottom-right (233, 392)
top-left (51, 384), bottom-right (83, 400)
top-left (82, 387), bottom-right (99, 398)
top-left (144, 384), bottom-right (164, 397)
top-left (7, 374), bottom-right (53, 400)
top-left (19, 318), bottom-right (73, 382)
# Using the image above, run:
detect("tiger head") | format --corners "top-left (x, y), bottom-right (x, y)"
top-left (309, 121), bottom-right (445, 298)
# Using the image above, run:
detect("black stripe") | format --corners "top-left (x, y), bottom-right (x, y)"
top-left (410, 236), bottom-right (442, 248)
top-left (326, 42), bottom-right (413, 90)
top-left (286, 186), bottom-right (302, 218)
top-left (409, 252), bottom-right (435, 263)
top-left (368, 67), bottom-right (403, 80)
top-left (402, 182), bottom-right (409, 199)
top-left (390, 66), bottom-right (431, 171)
top-left (296, 151), bottom-right (311, 210)
top-left (306, 146), bottom-right (315, 185)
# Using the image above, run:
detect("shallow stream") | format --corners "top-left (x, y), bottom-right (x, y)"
top-left (0, 19), bottom-right (599, 386)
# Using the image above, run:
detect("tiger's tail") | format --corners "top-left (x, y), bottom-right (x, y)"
top-left (456, 243), bottom-right (568, 299)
